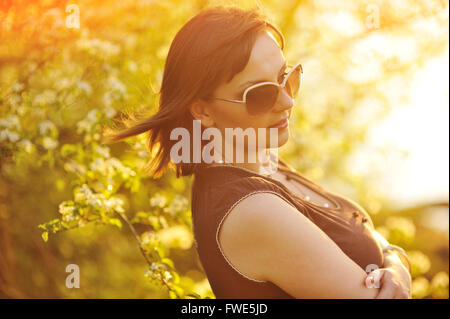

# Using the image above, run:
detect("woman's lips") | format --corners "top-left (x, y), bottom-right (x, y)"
top-left (268, 118), bottom-right (289, 129)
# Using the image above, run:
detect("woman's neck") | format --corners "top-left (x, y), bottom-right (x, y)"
top-left (214, 147), bottom-right (277, 176)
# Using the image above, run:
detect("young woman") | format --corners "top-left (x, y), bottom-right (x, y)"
top-left (104, 6), bottom-right (411, 299)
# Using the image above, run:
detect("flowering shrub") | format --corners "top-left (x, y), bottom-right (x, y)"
top-left (0, 0), bottom-right (447, 299)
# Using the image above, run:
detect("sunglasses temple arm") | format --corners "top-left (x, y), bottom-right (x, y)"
top-left (214, 97), bottom-right (245, 104)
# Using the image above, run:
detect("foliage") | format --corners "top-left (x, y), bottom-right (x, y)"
top-left (0, 0), bottom-right (448, 298)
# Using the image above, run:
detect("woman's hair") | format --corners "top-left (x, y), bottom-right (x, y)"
top-left (102, 6), bottom-right (284, 178)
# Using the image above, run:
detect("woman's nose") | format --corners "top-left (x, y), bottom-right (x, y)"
top-left (273, 87), bottom-right (294, 112)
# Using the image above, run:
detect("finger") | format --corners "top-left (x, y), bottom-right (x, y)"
top-left (376, 282), bottom-right (398, 299)
top-left (394, 290), bottom-right (410, 299)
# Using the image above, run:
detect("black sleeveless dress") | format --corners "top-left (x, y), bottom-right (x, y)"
top-left (191, 160), bottom-right (384, 298)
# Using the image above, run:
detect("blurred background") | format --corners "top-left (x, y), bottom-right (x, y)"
top-left (0, 0), bottom-right (448, 298)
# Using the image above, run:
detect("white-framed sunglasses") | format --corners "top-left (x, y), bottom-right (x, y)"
top-left (212, 61), bottom-right (303, 115)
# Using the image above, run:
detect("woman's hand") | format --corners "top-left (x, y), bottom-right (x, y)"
top-left (366, 252), bottom-right (412, 299)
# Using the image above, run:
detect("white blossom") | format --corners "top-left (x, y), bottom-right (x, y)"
top-left (94, 145), bottom-right (110, 158)
top-left (87, 109), bottom-right (99, 122)
top-left (17, 139), bottom-right (33, 153)
top-left (74, 184), bottom-right (93, 203)
top-left (128, 61), bottom-right (137, 72)
top-left (150, 193), bottom-right (167, 208)
top-left (11, 82), bottom-right (25, 92)
top-left (107, 76), bottom-right (126, 95)
top-left (62, 213), bottom-right (76, 222)
top-left (76, 38), bottom-right (121, 57)
top-left (87, 195), bottom-right (102, 208)
top-left (33, 90), bottom-right (57, 106)
top-left (104, 197), bottom-right (125, 213)
top-left (42, 136), bottom-right (58, 149)
top-left (55, 78), bottom-right (72, 90)
top-left (39, 120), bottom-right (56, 136)
top-left (59, 202), bottom-right (75, 215)
top-left (0, 114), bottom-right (20, 130)
top-left (102, 92), bottom-right (113, 107)
top-left (0, 129), bottom-right (20, 143)
top-left (76, 119), bottom-right (93, 134)
top-left (104, 106), bottom-right (117, 118)
top-left (77, 81), bottom-right (92, 95)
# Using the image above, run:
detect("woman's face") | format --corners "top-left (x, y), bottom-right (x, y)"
top-left (205, 31), bottom-right (294, 150)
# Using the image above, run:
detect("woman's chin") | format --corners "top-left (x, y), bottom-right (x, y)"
top-left (277, 127), bottom-right (290, 147)
top-left (265, 128), bottom-right (289, 148)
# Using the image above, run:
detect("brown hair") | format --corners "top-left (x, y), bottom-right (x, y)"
top-left (102, 6), bottom-right (284, 178)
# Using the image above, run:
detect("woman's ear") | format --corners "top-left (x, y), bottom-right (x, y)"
top-left (189, 100), bottom-right (215, 127)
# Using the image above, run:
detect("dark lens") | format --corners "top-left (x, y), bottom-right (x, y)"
top-left (246, 84), bottom-right (279, 115)
top-left (285, 67), bottom-right (301, 98)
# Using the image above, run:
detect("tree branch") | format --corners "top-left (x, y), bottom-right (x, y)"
top-left (117, 211), bottom-right (181, 299)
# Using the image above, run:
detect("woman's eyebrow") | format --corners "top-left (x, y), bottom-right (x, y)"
top-left (237, 61), bottom-right (287, 90)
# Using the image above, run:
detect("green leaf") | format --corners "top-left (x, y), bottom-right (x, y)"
top-left (109, 218), bottom-right (122, 229)
top-left (161, 258), bottom-right (174, 269)
top-left (168, 290), bottom-right (178, 299)
top-left (60, 144), bottom-right (77, 157)
top-left (41, 231), bottom-right (49, 242)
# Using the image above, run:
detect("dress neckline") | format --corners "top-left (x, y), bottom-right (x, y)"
top-left (204, 162), bottom-right (341, 210)
top-left (280, 168), bottom-right (341, 210)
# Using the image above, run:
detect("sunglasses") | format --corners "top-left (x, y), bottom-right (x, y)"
top-left (212, 61), bottom-right (303, 115)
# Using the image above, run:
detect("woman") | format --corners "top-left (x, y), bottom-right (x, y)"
top-left (104, 6), bottom-right (411, 299)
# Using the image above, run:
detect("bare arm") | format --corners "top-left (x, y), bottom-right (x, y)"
top-left (218, 192), bottom-right (380, 299)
